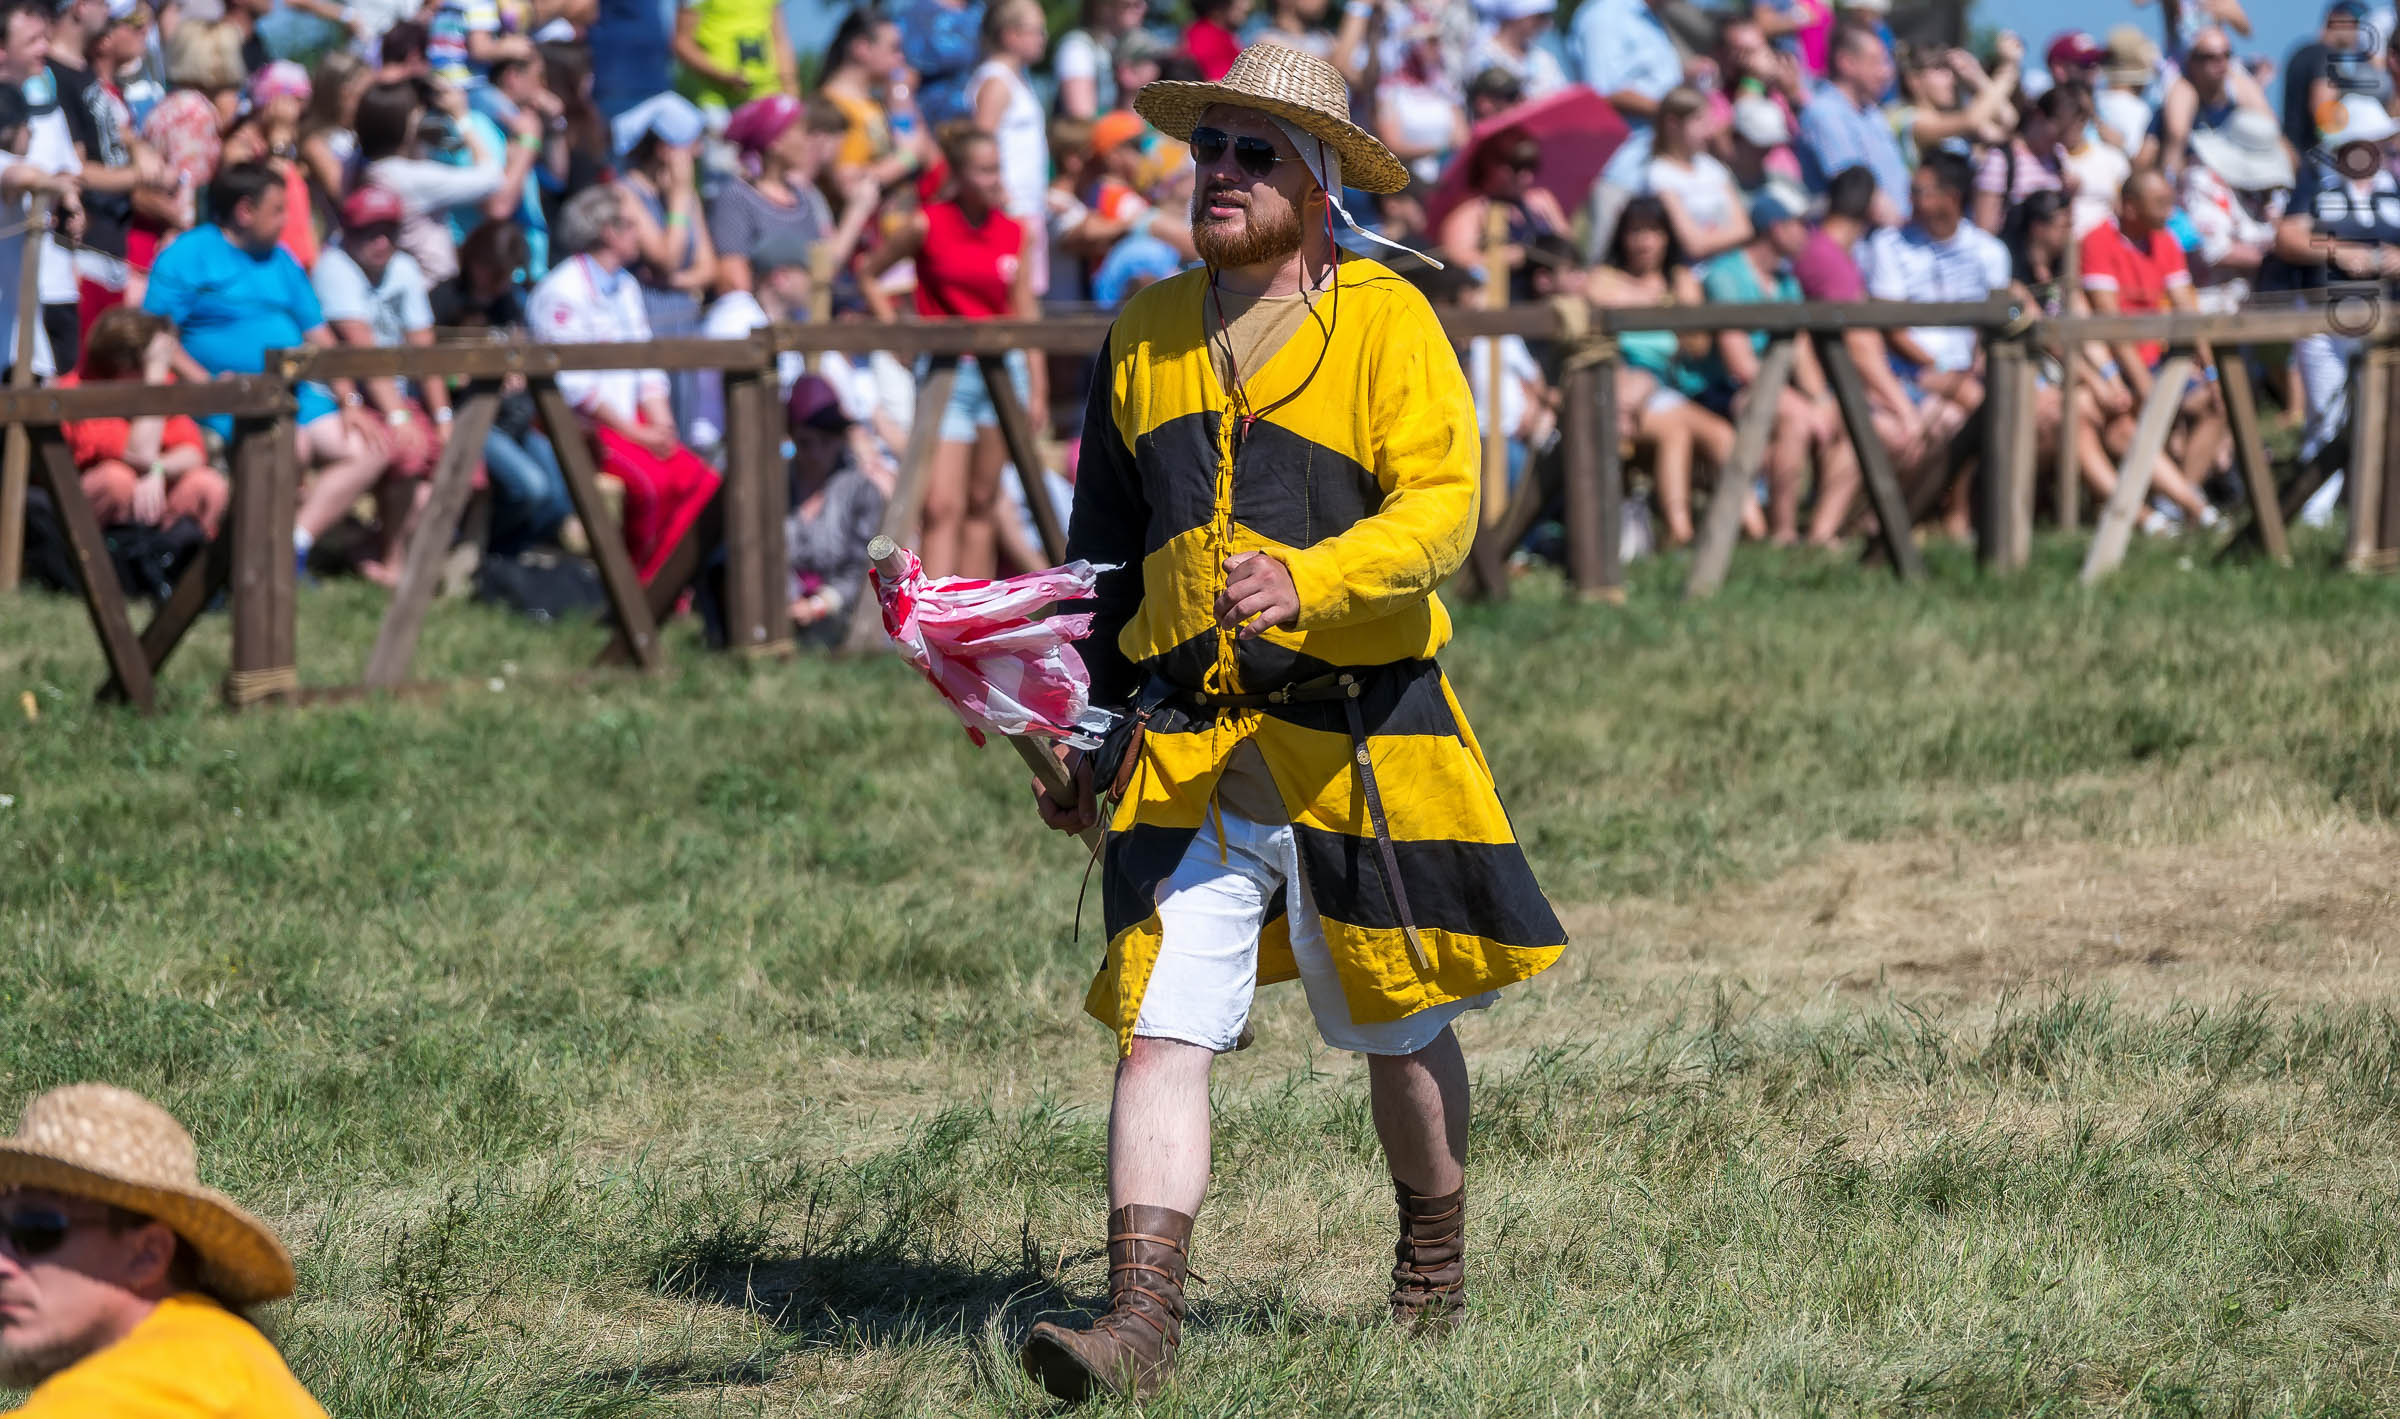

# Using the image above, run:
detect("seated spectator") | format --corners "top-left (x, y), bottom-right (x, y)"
top-left (143, 162), bottom-right (391, 580)
top-left (780, 374), bottom-right (887, 647)
top-left (539, 41), bottom-right (614, 203)
top-left (528, 183), bottom-right (719, 582)
top-left (615, 94), bottom-right (715, 437)
top-left (357, 77), bottom-right (537, 283)
top-left (1701, 184), bottom-right (1861, 546)
top-left (1591, 194), bottom-right (1741, 546)
top-left (431, 219), bottom-right (575, 555)
top-left (0, 1083), bottom-right (325, 1418)
top-left (1723, 95), bottom-right (1798, 199)
top-left (1859, 150), bottom-right (2011, 535)
top-left (2097, 26), bottom-right (2157, 157)
top-left (1436, 129), bottom-right (1569, 302)
top-left (1889, 41), bottom-right (2014, 166)
top-left (445, 52), bottom-right (560, 281)
top-left (314, 185), bottom-right (448, 577)
top-left (2083, 167), bottom-right (2226, 527)
top-left (1463, 66), bottom-right (1524, 124)
top-left (1797, 25), bottom-right (1908, 226)
top-left (1646, 87), bottom-right (1751, 263)
top-left (1973, 88), bottom-right (2067, 233)
top-left (297, 51), bottom-right (370, 205)
top-left (57, 307), bottom-right (226, 539)
top-left (693, 233), bottom-right (814, 446)
top-left (1378, 23), bottom-right (1468, 185)
top-left (713, 93), bottom-right (874, 295)
top-left (1793, 163), bottom-right (1931, 500)
top-left (2182, 106), bottom-right (2292, 309)
top-left (1182, 0), bottom-right (1246, 80)
top-left (1472, 0), bottom-right (1567, 99)
top-left (220, 63), bottom-right (319, 269)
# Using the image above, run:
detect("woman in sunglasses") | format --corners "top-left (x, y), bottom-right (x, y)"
top-left (1432, 129), bottom-right (1568, 302)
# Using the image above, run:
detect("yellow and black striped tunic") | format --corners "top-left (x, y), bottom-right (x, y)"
top-left (1065, 258), bottom-right (1567, 1056)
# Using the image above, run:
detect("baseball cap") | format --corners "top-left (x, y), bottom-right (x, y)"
top-left (2322, 90), bottom-right (2400, 146)
top-left (1090, 109), bottom-right (1146, 157)
top-left (611, 91), bottom-right (706, 158)
top-left (786, 375), bottom-right (853, 434)
top-left (2046, 31), bottom-right (2107, 69)
top-left (338, 185), bottom-right (405, 231)
top-left (1480, 0), bottom-right (1555, 18)
top-left (1749, 180), bottom-right (1808, 229)
top-left (104, 0), bottom-right (139, 20)
top-left (1732, 94), bottom-right (1790, 148)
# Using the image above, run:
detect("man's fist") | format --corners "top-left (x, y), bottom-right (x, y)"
top-left (1215, 552), bottom-right (1298, 638)
top-left (1034, 745), bottom-right (1097, 834)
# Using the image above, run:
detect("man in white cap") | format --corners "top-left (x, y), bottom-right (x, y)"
top-left (1020, 43), bottom-right (1567, 1403)
top-left (0, 1083), bottom-right (326, 1416)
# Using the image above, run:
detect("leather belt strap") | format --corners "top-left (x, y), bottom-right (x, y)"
top-left (1169, 671), bottom-right (1433, 975)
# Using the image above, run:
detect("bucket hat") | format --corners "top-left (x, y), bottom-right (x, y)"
top-left (2189, 108), bottom-right (2295, 190)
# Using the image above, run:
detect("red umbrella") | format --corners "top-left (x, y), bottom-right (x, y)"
top-left (1423, 85), bottom-right (1629, 237)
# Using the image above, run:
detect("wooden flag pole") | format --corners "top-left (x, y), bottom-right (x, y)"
top-left (868, 536), bottom-right (1102, 850)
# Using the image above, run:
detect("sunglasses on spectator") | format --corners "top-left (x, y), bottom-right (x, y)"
top-left (2191, 47), bottom-right (2231, 61)
top-left (1191, 126), bottom-right (1300, 178)
top-left (1, 1207), bottom-right (79, 1259)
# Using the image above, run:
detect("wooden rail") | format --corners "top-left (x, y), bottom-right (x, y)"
top-left (9, 295), bottom-right (2397, 714)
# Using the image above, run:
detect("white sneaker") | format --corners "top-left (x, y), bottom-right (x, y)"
top-left (2140, 508), bottom-right (2173, 536)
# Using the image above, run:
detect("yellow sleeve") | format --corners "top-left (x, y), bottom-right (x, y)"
top-left (1277, 293), bottom-right (1479, 632)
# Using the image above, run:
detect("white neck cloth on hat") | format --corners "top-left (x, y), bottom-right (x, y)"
top-left (1266, 115), bottom-right (1445, 270)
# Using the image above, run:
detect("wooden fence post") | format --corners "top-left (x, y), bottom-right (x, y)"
top-left (2346, 339), bottom-right (2393, 573)
top-left (2054, 239), bottom-right (2081, 531)
top-left (0, 195), bottom-right (51, 593)
top-left (1977, 333), bottom-right (2030, 572)
top-left (31, 423), bottom-right (153, 709)
top-left (720, 367), bottom-right (777, 653)
top-left (1685, 335), bottom-right (1795, 599)
top-left (529, 378), bottom-right (662, 671)
top-left (981, 355), bottom-right (1067, 566)
top-left (1818, 335), bottom-right (1925, 582)
top-left (2217, 350), bottom-right (2288, 566)
top-left (362, 389), bottom-right (500, 688)
top-left (1559, 351), bottom-right (1623, 603)
top-left (223, 413), bottom-right (298, 709)
top-left (2081, 351), bottom-right (2194, 584)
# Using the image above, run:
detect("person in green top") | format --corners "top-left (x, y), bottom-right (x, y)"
top-left (1696, 184), bottom-right (1862, 547)
top-left (673, 0), bottom-right (797, 114)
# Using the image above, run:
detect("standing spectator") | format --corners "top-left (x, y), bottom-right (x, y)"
top-left (2082, 185), bottom-right (2229, 530)
top-left (1724, 95), bottom-right (1799, 196)
top-left (779, 374), bottom-right (887, 647)
top-left (0, 85), bottom-right (73, 376)
top-left (1182, 0), bottom-right (1249, 80)
top-left (2032, 30), bottom-right (2106, 102)
top-left (357, 77), bottom-right (536, 282)
top-left (617, 95), bottom-right (715, 439)
top-left (973, 0), bottom-right (1050, 291)
top-left (863, 128), bottom-right (1044, 579)
top-left (1377, 24), bottom-right (1468, 185)
top-left (820, 7), bottom-right (923, 188)
top-left (217, 0), bottom-right (272, 73)
top-left (1592, 195), bottom-right (1742, 546)
top-left (1701, 185), bottom-right (1860, 546)
top-left (1435, 128), bottom-right (1567, 301)
top-left (1858, 151), bottom-right (2010, 532)
top-left (1889, 43), bottom-right (2014, 167)
top-left (2145, 25), bottom-right (2273, 177)
top-left (448, 50), bottom-right (557, 276)
top-left (1053, 0), bottom-right (1146, 118)
top-left (2053, 83), bottom-right (2130, 237)
top-left (2182, 106), bottom-right (2291, 308)
top-left (143, 162), bottom-right (392, 578)
top-left (56, 305), bottom-right (225, 537)
top-left (538, 41), bottom-right (612, 205)
top-left (50, 0), bottom-right (165, 341)
top-left (527, 183), bottom-right (720, 581)
top-left (1796, 26), bottom-right (1907, 225)
top-left (297, 50), bottom-right (370, 202)
top-left (221, 63), bottom-right (319, 269)
top-left (895, 0), bottom-right (983, 126)
top-left (1646, 86), bottom-right (1751, 263)
top-left (2097, 26), bottom-right (2159, 156)
top-left (585, 0), bottom-right (671, 118)
top-left (313, 185), bottom-right (447, 576)
top-left (713, 93), bottom-right (873, 294)
top-left (1472, 0), bottom-right (1567, 99)
top-left (2282, 1), bottom-right (2369, 153)
top-left (1753, 0), bottom-right (1834, 79)
top-left (430, 219), bottom-right (575, 555)
top-left (1254, 0), bottom-right (1336, 63)
top-left (1463, 65), bottom-right (1523, 123)
top-left (132, 20), bottom-right (244, 282)
top-left (671, 0), bottom-right (797, 116)
top-left (2265, 94), bottom-right (2400, 522)
top-left (2, 0), bottom-right (87, 371)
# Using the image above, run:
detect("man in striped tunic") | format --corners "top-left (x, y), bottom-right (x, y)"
top-left (1020, 45), bottom-right (1568, 1403)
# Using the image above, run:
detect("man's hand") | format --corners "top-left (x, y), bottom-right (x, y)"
top-left (1215, 552), bottom-right (1298, 638)
top-left (131, 469), bottom-right (165, 524)
top-left (1033, 745), bottom-right (1097, 834)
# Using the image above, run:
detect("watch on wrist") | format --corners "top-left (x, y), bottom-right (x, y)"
top-left (342, 390), bottom-right (363, 408)
top-left (386, 406), bottom-right (412, 428)
top-left (433, 406), bottom-right (454, 424)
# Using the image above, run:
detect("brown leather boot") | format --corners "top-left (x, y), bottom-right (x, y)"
top-left (1020, 1204), bottom-right (1192, 1401)
top-left (1390, 1180), bottom-right (1465, 1332)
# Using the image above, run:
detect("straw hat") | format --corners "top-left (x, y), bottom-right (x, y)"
top-left (2103, 25), bottom-right (2159, 87)
top-left (0, 1085), bottom-right (295, 1308)
top-left (1133, 45), bottom-right (1410, 195)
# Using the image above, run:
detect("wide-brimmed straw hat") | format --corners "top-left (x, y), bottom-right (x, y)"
top-left (1133, 45), bottom-right (1410, 195)
top-left (0, 1084), bottom-right (295, 1308)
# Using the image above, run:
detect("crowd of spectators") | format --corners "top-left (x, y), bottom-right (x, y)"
top-left (10, 0), bottom-right (2400, 635)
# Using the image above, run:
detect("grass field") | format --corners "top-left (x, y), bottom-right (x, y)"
top-left (6, 534), bottom-right (2400, 1416)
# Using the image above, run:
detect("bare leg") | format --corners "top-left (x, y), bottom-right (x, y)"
top-left (1367, 1027), bottom-right (1468, 1196)
top-left (957, 425), bottom-right (1009, 580)
top-left (917, 437), bottom-right (972, 578)
top-left (294, 416), bottom-right (388, 543)
top-left (1808, 431), bottom-right (1860, 546)
top-left (1107, 1036), bottom-right (1215, 1216)
top-left (1645, 417), bottom-right (1696, 546)
top-left (1766, 388), bottom-right (1815, 544)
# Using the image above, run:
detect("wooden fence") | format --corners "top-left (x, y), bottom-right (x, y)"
top-left (7, 296), bottom-right (2395, 714)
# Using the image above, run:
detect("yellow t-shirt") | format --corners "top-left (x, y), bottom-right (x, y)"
top-left (825, 89), bottom-right (890, 172)
top-left (676, 0), bottom-right (781, 109)
top-left (7, 1293), bottom-right (328, 1419)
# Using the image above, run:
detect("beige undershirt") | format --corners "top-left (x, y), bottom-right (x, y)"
top-left (1202, 277), bottom-right (1329, 828)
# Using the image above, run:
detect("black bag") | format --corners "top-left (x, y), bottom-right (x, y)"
top-left (471, 550), bottom-right (607, 622)
top-left (20, 487), bottom-right (206, 603)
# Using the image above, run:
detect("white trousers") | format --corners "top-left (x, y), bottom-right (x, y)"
top-left (2295, 332), bottom-right (2358, 527)
top-left (1132, 810), bottom-right (1495, 1056)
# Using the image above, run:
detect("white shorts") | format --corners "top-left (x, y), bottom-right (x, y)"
top-left (1132, 810), bottom-right (1496, 1056)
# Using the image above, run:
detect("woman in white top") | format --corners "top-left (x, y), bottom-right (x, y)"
top-left (1377, 27), bottom-right (1468, 185)
top-left (354, 79), bottom-right (536, 284)
top-left (1644, 87), bottom-right (1749, 263)
top-left (1052, 0), bottom-right (1147, 118)
top-left (973, 0), bottom-right (1052, 293)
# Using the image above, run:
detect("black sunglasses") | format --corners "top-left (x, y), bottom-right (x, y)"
top-left (1190, 125), bottom-right (1299, 178)
top-left (1, 1208), bottom-right (75, 1259)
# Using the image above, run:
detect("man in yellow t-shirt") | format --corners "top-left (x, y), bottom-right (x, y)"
top-left (0, 1084), bottom-right (325, 1418)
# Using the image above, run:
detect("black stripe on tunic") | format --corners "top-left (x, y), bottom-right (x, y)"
top-left (1229, 419), bottom-right (1385, 551)
top-left (1292, 825), bottom-right (1568, 947)
top-left (1133, 411), bottom-right (1222, 556)
top-left (1102, 822), bottom-right (1204, 943)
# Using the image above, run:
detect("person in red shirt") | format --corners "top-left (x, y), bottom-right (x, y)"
top-left (2081, 167), bottom-right (2226, 524)
top-left (57, 305), bottom-right (226, 537)
top-left (868, 128), bottom-right (1048, 578)
top-left (1181, 0), bottom-right (1248, 80)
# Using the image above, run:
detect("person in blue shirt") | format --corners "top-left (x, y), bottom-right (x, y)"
top-left (1572, 0), bottom-right (1686, 255)
top-left (1797, 25), bottom-right (1910, 224)
top-left (896, 0), bottom-right (985, 126)
top-left (585, 0), bottom-right (674, 119)
top-left (142, 162), bottom-right (394, 578)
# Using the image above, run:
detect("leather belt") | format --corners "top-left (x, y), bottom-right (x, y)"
top-left (1168, 672), bottom-right (1432, 975)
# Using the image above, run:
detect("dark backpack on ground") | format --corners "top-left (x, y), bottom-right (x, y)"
top-left (472, 549), bottom-right (608, 623)
top-left (20, 487), bottom-right (207, 604)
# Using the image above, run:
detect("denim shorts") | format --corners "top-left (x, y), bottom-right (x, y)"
top-left (919, 350), bottom-right (1031, 444)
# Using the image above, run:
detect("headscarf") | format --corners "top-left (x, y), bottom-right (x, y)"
top-left (1265, 115), bottom-right (1443, 268)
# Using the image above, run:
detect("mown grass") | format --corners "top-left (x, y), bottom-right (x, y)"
top-left (4, 531), bottom-right (2400, 1416)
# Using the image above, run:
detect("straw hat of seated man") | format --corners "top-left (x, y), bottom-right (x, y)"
top-left (0, 1083), bottom-right (327, 1417)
